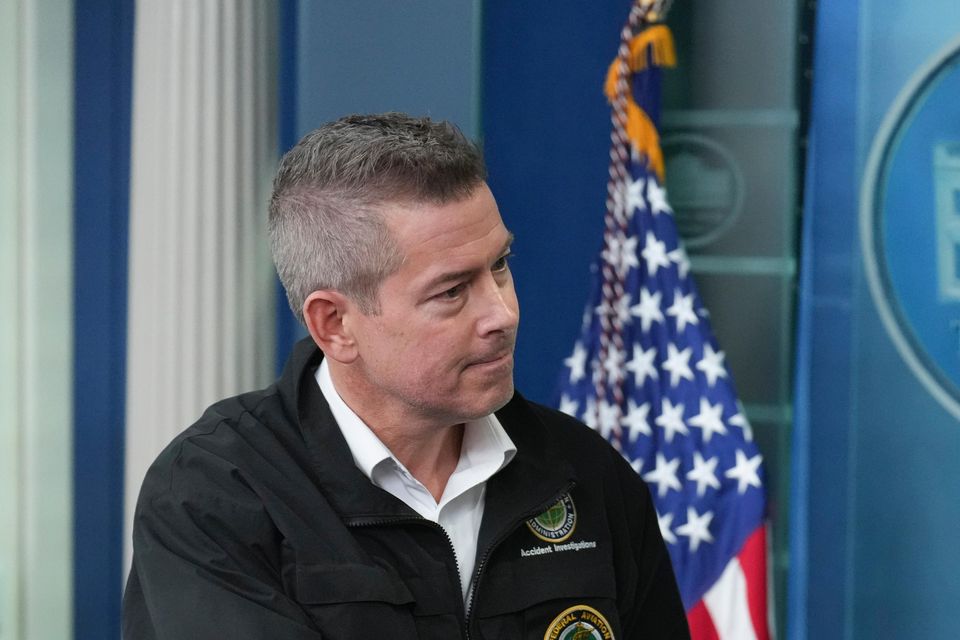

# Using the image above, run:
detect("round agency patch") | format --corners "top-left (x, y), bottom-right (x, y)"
top-left (526, 494), bottom-right (576, 543)
top-left (543, 605), bottom-right (614, 640)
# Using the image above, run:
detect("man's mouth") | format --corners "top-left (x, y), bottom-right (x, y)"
top-left (468, 345), bottom-right (515, 368)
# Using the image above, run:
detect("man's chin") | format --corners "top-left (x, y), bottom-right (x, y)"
top-left (452, 379), bottom-right (515, 422)
top-left (485, 379), bottom-right (516, 415)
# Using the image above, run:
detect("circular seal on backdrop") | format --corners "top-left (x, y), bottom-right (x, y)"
top-left (543, 605), bottom-right (615, 640)
top-left (661, 133), bottom-right (745, 249)
top-left (861, 33), bottom-right (960, 421)
top-left (526, 494), bottom-right (577, 543)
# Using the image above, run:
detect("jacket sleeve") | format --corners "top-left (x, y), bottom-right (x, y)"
top-left (610, 451), bottom-right (691, 639)
top-left (122, 432), bottom-right (323, 640)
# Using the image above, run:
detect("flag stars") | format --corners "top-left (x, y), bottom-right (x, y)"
top-left (657, 511), bottom-right (678, 545)
top-left (564, 342), bottom-right (588, 384)
top-left (619, 176), bottom-right (647, 219)
top-left (615, 295), bottom-right (634, 324)
top-left (641, 232), bottom-right (670, 276)
top-left (688, 398), bottom-right (727, 443)
top-left (559, 394), bottom-right (579, 417)
top-left (686, 452), bottom-right (721, 497)
top-left (729, 407), bottom-right (754, 442)
top-left (602, 347), bottom-right (626, 382)
top-left (647, 178), bottom-right (673, 216)
top-left (625, 344), bottom-right (658, 386)
top-left (666, 290), bottom-right (699, 332)
top-left (630, 288), bottom-right (665, 333)
top-left (726, 449), bottom-right (763, 494)
top-left (591, 359), bottom-right (603, 387)
top-left (668, 245), bottom-right (690, 279)
top-left (621, 399), bottom-right (652, 442)
top-left (582, 397), bottom-right (598, 430)
top-left (620, 451), bottom-right (643, 476)
top-left (643, 452), bottom-right (682, 497)
top-left (596, 294), bottom-right (633, 325)
top-left (662, 343), bottom-right (694, 388)
top-left (676, 507), bottom-right (714, 552)
top-left (655, 398), bottom-right (688, 442)
top-left (696, 344), bottom-right (728, 387)
top-left (597, 400), bottom-right (622, 440)
top-left (603, 232), bottom-right (640, 277)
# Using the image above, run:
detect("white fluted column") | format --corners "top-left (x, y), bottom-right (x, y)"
top-left (125, 0), bottom-right (278, 566)
top-left (0, 1), bottom-right (74, 638)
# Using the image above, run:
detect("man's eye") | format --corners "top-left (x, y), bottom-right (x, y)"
top-left (492, 252), bottom-right (513, 272)
top-left (441, 283), bottom-right (466, 299)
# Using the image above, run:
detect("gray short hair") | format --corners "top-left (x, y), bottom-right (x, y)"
top-left (269, 113), bottom-right (487, 322)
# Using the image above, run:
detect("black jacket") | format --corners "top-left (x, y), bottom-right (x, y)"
top-left (123, 339), bottom-right (689, 639)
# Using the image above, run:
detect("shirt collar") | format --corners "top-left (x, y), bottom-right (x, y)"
top-left (315, 358), bottom-right (516, 482)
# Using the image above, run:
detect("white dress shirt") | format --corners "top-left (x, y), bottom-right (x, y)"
top-left (315, 359), bottom-right (516, 601)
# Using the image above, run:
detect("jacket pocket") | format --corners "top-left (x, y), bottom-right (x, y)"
top-left (295, 563), bottom-right (418, 638)
top-left (295, 563), bottom-right (462, 639)
top-left (473, 556), bottom-right (621, 639)
top-left (295, 563), bottom-right (414, 605)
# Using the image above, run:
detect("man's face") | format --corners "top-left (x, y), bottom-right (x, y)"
top-left (344, 184), bottom-right (519, 426)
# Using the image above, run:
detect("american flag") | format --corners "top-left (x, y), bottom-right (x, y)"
top-left (554, 3), bottom-right (770, 638)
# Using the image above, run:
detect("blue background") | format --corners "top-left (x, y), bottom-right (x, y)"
top-left (881, 60), bottom-right (960, 390)
top-left (481, 2), bottom-right (627, 404)
top-left (794, 1), bottom-right (960, 638)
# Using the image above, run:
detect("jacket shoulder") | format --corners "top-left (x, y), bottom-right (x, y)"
top-left (508, 395), bottom-right (653, 503)
top-left (135, 382), bottom-right (307, 508)
top-left (520, 398), bottom-right (623, 459)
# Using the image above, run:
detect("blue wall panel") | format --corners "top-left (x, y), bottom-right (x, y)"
top-left (295, 0), bottom-right (479, 136)
top-left (276, 0), bottom-right (301, 375)
top-left (481, 1), bottom-right (628, 404)
top-left (73, 0), bottom-right (134, 637)
top-left (794, 1), bottom-right (960, 637)
top-left (792, 5), bottom-right (862, 636)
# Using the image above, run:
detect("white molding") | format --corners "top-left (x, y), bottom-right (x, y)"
top-left (0, 0), bottom-right (74, 638)
top-left (0, 1), bottom-right (23, 636)
top-left (124, 0), bottom-right (279, 571)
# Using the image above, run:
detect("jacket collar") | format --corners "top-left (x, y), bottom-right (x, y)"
top-left (277, 338), bottom-right (577, 531)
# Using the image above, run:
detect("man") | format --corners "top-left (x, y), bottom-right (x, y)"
top-left (123, 113), bottom-right (689, 639)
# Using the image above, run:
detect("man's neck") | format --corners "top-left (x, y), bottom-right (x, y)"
top-left (375, 421), bottom-right (464, 502)
top-left (329, 363), bottom-right (465, 502)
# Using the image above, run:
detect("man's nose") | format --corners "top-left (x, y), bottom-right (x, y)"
top-left (475, 275), bottom-right (519, 336)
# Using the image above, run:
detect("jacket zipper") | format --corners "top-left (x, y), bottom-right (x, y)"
top-left (463, 481), bottom-right (576, 639)
top-left (346, 481), bottom-right (576, 640)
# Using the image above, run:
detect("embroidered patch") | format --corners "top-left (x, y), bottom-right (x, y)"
top-left (526, 494), bottom-right (576, 543)
top-left (543, 605), bottom-right (614, 640)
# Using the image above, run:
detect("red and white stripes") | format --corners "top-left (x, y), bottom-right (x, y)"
top-left (688, 526), bottom-right (771, 640)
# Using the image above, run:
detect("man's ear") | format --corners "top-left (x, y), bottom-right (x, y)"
top-left (302, 290), bottom-right (359, 363)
